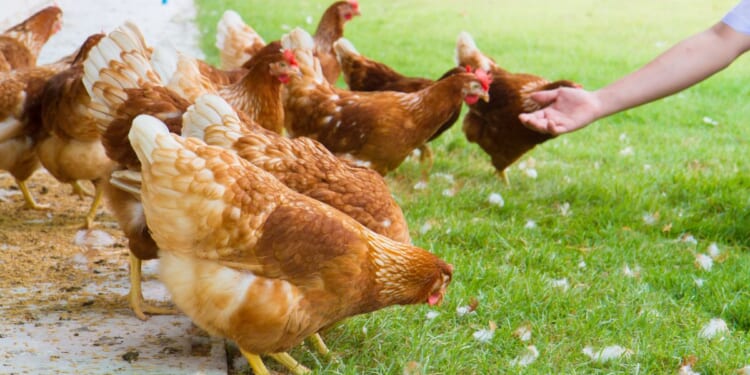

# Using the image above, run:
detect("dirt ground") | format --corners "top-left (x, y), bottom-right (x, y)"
top-left (0, 2), bottom-right (232, 373)
top-left (0, 170), bottom-right (231, 374)
top-left (0, 169), bottom-right (134, 318)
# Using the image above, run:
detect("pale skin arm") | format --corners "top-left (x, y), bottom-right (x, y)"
top-left (519, 22), bottom-right (750, 135)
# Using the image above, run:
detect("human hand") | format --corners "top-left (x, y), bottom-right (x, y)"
top-left (519, 87), bottom-right (602, 136)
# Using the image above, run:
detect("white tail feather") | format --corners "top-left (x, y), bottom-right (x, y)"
top-left (282, 28), bottom-right (325, 83)
top-left (182, 94), bottom-right (243, 149)
top-left (216, 10), bottom-right (264, 70)
top-left (165, 53), bottom-right (214, 102)
top-left (151, 44), bottom-right (180, 85)
top-left (333, 38), bottom-right (358, 65)
top-left (281, 27), bottom-right (315, 51)
top-left (129, 114), bottom-right (176, 166)
top-left (455, 31), bottom-right (494, 72)
top-left (82, 22), bottom-right (159, 132)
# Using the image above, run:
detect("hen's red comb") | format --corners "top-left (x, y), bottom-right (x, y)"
top-left (283, 49), bottom-right (298, 67)
top-left (473, 68), bottom-right (492, 91)
top-left (465, 65), bottom-right (472, 73)
top-left (348, 0), bottom-right (359, 11)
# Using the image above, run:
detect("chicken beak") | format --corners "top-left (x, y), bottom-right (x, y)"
top-left (427, 292), bottom-right (444, 306)
top-left (480, 91), bottom-right (490, 103)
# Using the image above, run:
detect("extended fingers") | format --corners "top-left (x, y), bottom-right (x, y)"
top-left (527, 89), bottom-right (561, 107)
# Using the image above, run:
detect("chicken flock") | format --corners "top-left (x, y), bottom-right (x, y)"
top-left (0, 2), bottom-right (579, 374)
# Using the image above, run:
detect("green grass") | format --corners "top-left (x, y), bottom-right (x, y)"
top-left (193, 0), bottom-right (750, 373)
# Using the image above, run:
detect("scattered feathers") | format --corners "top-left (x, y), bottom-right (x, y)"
top-left (698, 318), bottom-right (728, 339)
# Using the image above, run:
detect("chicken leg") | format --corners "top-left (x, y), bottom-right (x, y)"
top-left (418, 144), bottom-right (433, 181)
top-left (70, 180), bottom-right (95, 197)
top-left (496, 169), bottom-right (510, 187)
top-left (82, 181), bottom-right (104, 229)
top-left (307, 333), bottom-right (330, 357)
top-left (241, 351), bottom-right (271, 375)
top-left (128, 254), bottom-right (177, 320)
top-left (240, 349), bottom-right (311, 375)
top-left (269, 352), bottom-right (311, 375)
top-left (18, 180), bottom-right (50, 210)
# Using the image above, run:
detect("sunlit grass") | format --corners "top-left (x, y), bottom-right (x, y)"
top-left (194, 0), bottom-right (750, 373)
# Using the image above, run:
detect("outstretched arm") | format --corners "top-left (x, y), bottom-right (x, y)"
top-left (519, 21), bottom-right (750, 135)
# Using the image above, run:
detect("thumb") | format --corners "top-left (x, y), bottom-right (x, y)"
top-left (528, 89), bottom-right (561, 107)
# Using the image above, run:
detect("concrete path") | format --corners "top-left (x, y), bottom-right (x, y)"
top-left (0, 1), bottom-right (232, 373)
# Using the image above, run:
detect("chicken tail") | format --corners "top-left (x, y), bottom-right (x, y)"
top-left (82, 21), bottom-right (160, 134)
top-left (332, 38), bottom-right (359, 65)
top-left (2, 6), bottom-right (63, 62)
top-left (150, 44), bottom-right (179, 86)
top-left (215, 10), bottom-right (265, 70)
top-left (128, 114), bottom-right (176, 166)
top-left (454, 31), bottom-right (495, 73)
top-left (182, 94), bottom-right (244, 149)
top-left (282, 27), bottom-right (325, 83)
top-left (162, 53), bottom-right (216, 102)
top-left (130, 114), bottom-right (275, 254)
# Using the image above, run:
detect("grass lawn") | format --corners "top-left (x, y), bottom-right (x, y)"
top-left (193, 1), bottom-right (750, 373)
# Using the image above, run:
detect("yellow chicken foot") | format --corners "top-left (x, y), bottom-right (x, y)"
top-left (82, 182), bottom-right (104, 229)
top-left (269, 352), bottom-right (311, 375)
top-left (307, 333), bottom-right (330, 357)
top-left (496, 169), bottom-right (511, 187)
top-left (70, 180), bottom-right (95, 197)
top-left (418, 144), bottom-right (433, 180)
top-left (240, 349), bottom-right (271, 375)
top-left (18, 179), bottom-right (50, 210)
top-left (128, 254), bottom-right (176, 320)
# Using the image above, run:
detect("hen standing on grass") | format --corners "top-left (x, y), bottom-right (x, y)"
top-left (129, 113), bottom-right (453, 375)
top-left (33, 33), bottom-right (113, 229)
top-left (333, 37), bottom-right (465, 178)
top-left (0, 6), bottom-right (62, 72)
top-left (455, 31), bottom-right (581, 185)
top-left (282, 28), bottom-right (490, 175)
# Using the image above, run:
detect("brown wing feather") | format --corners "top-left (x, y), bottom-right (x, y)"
top-left (101, 85), bottom-right (190, 169)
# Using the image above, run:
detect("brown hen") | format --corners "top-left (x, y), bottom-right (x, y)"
top-left (313, 0), bottom-right (360, 84)
top-left (0, 35), bottom-right (93, 210)
top-left (282, 28), bottom-right (489, 175)
top-left (333, 37), bottom-right (465, 177)
top-left (129, 114), bottom-right (452, 375)
top-left (34, 33), bottom-right (113, 228)
top-left (456, 32), bottom-right (581, 185)
top-left (163, 41), bottom-right (298, 134)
